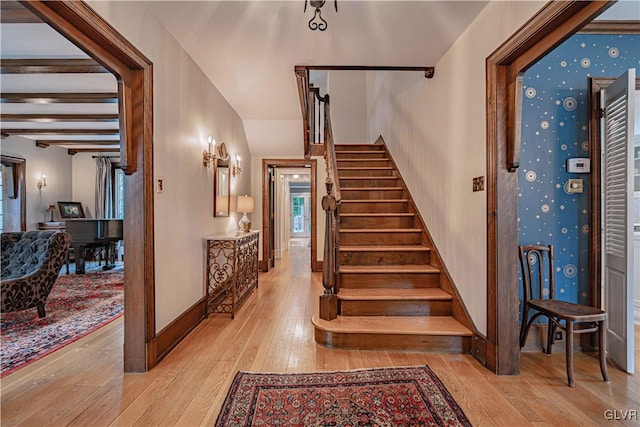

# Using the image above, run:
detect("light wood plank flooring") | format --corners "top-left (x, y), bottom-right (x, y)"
top-left (1, 248), bottom-right (638, 426)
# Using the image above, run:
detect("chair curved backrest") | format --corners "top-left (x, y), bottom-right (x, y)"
top-left (1, 231), bottom-right (71, 317)
top-left (518, 244), bottom-right (554, 303)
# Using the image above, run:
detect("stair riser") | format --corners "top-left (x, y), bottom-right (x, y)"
top-left (336, 152), bottom-right (388, 159)
top-left (338, 169), bottom-right (395, 177)
top-left (340, 216), bottom-right (414, 229)
top-left (340, 201), bottom-right (408, 213)
top-left (340, 178), bottom-right (399, 187)
top-left (337, 160), bottom-right (391, 167)
top-left (340, 232), bottom-right (421, 245)
top-left (339, 273), bottom-right (440, 288)
top-left (339, 300), bottom-right (452, 316)
top-left (314, 330), bottom-right (471, 352)
top-left (339, 251), bottom-right (430, 265)
top-left (340, 189), bottom-right (404, 200)
top-left (335, 145), bottom-right (385, 152)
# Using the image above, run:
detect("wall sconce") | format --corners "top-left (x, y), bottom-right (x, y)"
top-left (37, 174), bottom-right (47, 191)
top-left (203, 136), bottom-right (217, 167)
top-left (232, 154), bottom-right (242, 177)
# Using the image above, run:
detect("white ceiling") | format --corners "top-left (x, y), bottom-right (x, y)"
top-left (144, 1), bottom-right (489, 120)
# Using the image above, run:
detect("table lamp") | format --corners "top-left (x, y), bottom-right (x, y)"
top-left (46, 205), bottom-right (56, 222)
top-left (236, 195), bottom-right (254, 233)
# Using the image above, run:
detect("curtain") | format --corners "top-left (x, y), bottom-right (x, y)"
top-left (95, 157), bottom-right (113, 218)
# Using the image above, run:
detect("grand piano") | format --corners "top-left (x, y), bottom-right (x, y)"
top-left (65, 219), bottom-right (123, 274)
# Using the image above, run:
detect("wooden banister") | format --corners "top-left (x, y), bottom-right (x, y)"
top-left (294, 66), bottom-right (310, 157)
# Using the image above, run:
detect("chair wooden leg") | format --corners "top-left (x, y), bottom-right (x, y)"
top-left (546, 318), bottom-right (554, 355)
top-left (520, 306), bottom-right (529, 348)
top-left (599, 319), bottom-right (610, 383)
top-left (37, 304), bottom-right (46, 318)
top-left (566, 321), bottom-right (574, 387)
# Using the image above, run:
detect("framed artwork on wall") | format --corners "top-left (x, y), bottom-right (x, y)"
top-left (57, 201), bottom-right (85, 219)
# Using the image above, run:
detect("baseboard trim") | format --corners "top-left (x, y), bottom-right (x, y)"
top-left (154, 297), bottom-right (207, 363)
top-left (470, 333), bottom-right (487, 366)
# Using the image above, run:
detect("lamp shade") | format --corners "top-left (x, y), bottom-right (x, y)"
top-left (236, 195), bottom-right (254, 214)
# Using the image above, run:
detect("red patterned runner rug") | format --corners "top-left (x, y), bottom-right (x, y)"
top-left (215, 366), bottom-right (471, 426)
top-left (1, 267), bottom-right (123, 377)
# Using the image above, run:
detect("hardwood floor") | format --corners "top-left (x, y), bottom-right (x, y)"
top-left (1, 248), bottom-right (638, 426)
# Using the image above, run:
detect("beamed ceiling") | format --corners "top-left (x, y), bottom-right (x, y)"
top-left (0, 1), bottom-right (120, 155)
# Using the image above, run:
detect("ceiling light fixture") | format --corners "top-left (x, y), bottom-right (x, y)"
top-left (304, 0), bottom-right (337, 31)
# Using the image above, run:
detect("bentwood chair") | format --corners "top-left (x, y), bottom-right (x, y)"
top-left (518, 244), bottom-right (609, 387)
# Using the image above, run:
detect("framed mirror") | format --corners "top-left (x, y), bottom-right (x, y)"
top-left (213, 143), bottom-right (231, 217)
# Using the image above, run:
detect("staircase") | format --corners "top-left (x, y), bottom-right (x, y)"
top-left (312, 143), bottom-right (473, 352)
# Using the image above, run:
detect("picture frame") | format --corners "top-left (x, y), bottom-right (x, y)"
top-left (57, 201), bottom-right (85, 219)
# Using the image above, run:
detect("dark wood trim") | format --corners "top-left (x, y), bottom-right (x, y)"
top-left (301, 65), bottom-right (436, 79)
top-left (0, 128), bottom-right (120, 135)
top-left (36, 139), bottom-right (119, 146)
top-left (0, 155), bottom-right (27, 231)
top-left (21, 0), bottom-right (155, 372)
top-left (294, 67), bottom-right (310, 157)
top-left (470, 333), bottom-right (488, 367)
top-left (154, 298), bottom-right (207, 363)
top-left (1, 113), bottom-right (119, 122)
top-left (485, 0), bottom-right (613, 376)
top-left (0, 92), bottom-right (118, 104)
top-left (261, 159), bottom-right (320, 273)
top-left (0, 58), bottom-right (108, 74)
top-left (68, 148), bottom-right (120, 155)
top-left (580, 21), bottom-right (640, 34)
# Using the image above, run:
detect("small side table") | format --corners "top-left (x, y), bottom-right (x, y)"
top-left (204, 230), bottom-right (259, 318)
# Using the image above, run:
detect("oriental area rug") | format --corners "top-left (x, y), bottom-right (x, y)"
top-left (0, 266), bottom-right (123, 377)
top-left (215, 366), bottom-right (472, 426)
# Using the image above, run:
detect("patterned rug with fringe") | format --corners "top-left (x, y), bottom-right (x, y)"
top-left (1, 265), bottom-right (123, 377)
top-left (215, 366), bottom-right (471, 426)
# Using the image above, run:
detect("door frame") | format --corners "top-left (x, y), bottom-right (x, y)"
top-left (262, 159), bottom-right (318, 272)
top-left (0, 156), bottom-right (26, 232)
top-left (23, 1), bottom-right (156, 371)
top-left (485, 0), bottom-right (613, 375)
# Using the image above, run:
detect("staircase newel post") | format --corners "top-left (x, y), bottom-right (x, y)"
top-left (320, 180), bottom-right (338, 320)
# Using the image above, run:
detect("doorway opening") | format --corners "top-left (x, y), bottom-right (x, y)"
top-left (261, 159), bottom-right (319, 273)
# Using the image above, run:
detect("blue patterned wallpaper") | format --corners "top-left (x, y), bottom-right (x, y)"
top-left (518, 34), bottom-right (639, 306)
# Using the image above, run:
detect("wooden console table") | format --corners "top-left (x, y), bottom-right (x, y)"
top-left (204, 230), bottom-right (259, 318)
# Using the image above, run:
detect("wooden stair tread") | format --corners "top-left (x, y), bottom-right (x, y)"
top-left (340, 213), bottom-right (414, 217)
top-left (340, 228), bottom-right (421, 233)
top-left (337, 158), bottom-right (390, 161)
top-left (338, 288), bottom-right (451, 301)
top-left (312, 315), bottom-right (472, 336)
top-left (341, 199), bottom-right (408, 203)
top-left (340, 245), bottom-right (431, 252)
top-left (340, 265), bottom-right (440, 273)
top-left (340, 176), bottom-right (397, 180)
top-left (338, 167), bottom-right (394, 170)
top-left (341, 187), bottom-right (403, 191)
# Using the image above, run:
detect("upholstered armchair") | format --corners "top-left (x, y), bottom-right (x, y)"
top-left (1, 230), bottom-right (71, 318)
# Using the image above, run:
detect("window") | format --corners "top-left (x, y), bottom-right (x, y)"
top-left (114, 168), bottom-right (125, 219)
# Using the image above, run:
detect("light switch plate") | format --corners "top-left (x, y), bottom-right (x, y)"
top-left (566, 178), bottom-right (583, 193)
top-left (156, 178), bottom-right (164, 193)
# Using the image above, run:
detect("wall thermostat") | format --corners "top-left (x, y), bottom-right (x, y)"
top-left (566, 158), bottom-right (591, 173)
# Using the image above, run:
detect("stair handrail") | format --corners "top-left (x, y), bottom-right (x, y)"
top-left (319, 94), bottom-right (340, 320)
top-left (294, 67), bottom-right (311, 157)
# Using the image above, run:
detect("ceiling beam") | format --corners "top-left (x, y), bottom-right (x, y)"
top-left (1, 92), bottom-right (118, 103)
top-left (1, 128), bottom-right (120, 136)
top-left (0, 59), bottom-right (108, 74)
top-left (68, 147), bottom-right (120, 155)
top-left (36, 139), bottom-right (120, 147)
top-left (1, 113), bottom-right (119, 122)
top-left (0, 2), bottom-right (43, 23)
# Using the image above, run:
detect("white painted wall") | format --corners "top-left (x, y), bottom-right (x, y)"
top-left (1, 136), bottom-right (72, 230)
top-left (366, 0), bottom-right (546, 335)
top-left (328, 71), bottom-right (368, 144)
top-left (71, 153), bottom-right (120, 219)
top-left (89, 1), bottom-right (251, 331)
